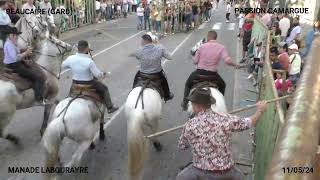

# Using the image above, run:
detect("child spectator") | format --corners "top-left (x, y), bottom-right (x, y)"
top-left (270, 48), bottom-right (282, 70)
top-left (275, 72), bottom-right (292, 96)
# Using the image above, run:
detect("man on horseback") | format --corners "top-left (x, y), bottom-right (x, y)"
top-left (62, 40), bottom-right (119, 114)
top-left (131, 34), bottom-right (174, 101)
top-left (181, 30), bottom-right (241, 110)
top-left (176, 88), bottom-right (267, 180)
top-left (3, 27), bottom-right (46, 103)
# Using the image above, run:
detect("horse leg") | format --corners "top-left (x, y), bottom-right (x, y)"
top-left (149, 117), bottom-right (162, 152)
top-left (65, 141), bottom-right (91, 168)
top-left (40, 104), bottom-right (53, 136)
top-left (99, 109), bottom-right (105, 141)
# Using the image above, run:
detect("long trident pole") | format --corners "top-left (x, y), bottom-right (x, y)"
top-left (145, 95), bottom-right (291, 139)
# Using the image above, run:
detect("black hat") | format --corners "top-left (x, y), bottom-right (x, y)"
top-left (142, 34), bottom-right (153, 43)
top-left (77, 40), bottom-right (93, 51)
top-left (187, 88), bottom-right (216, 105)
top-left (7, 27), bottom-right (22, 35)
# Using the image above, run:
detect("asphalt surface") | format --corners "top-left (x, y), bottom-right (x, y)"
top-left (0, 2), bottom-right (254, 180)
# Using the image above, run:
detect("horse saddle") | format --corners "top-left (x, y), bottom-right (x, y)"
top-left (134, 73), bottom-right (165, 99)
top-left (192, 74), bottom-right (219, 90)
top-left (69, 83), bottom-right (104, 104)
top-left (0, 62), bottom-right (47, 93)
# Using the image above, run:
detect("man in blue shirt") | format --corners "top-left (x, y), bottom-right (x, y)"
top-left (3, 27), bottom-right (46, 103)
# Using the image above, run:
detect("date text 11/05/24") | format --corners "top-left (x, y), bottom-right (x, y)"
top-left (282, 167), bottom-right (313, 174)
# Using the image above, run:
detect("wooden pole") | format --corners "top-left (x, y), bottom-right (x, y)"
top-left (145, 95), bottom-right (291, 139)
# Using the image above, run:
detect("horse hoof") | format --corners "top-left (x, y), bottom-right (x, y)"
top-left (99, 133), bottom-right (105, 141)
top-left (153, 141), bottom-right (162, 152)
top-left (89, 142), bottom-right (95, 150)
top-left (5, 134), bottom-right (20, 145)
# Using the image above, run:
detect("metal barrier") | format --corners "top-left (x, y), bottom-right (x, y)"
top-left (251, 18), bottom-right (286, 180)
top-left (265, 35), bottom-right (320, 180)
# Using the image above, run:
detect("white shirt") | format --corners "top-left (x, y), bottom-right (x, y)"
top-left (226, 4), bottom-right (231, 13)
top-left (286, 26), bottom-right (301, 43)
top-left (289, 53), bottom-right (301, 75)
top-left (238, 14), bottom-right (245, 28)
top-left (0, 8), bottom-right (11, 25)
top-left (279, 17), bottom-right (290, 37)
top-left (62, 53), bottom-right (104, 81)
top-left (96, 1), bottom-right (101, 10)
top-left (137, 7), bottom-right (144, 16)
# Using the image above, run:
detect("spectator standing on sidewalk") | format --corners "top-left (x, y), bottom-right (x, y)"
top-left (96, 0), bottom-right (102, 23)
top-left (144, 3), bottom-right (151, 31)
top-left (116, 0), bottom-right (121, 18)
top-left (151, 5), bottom-right (158, 33)
top-left (278, 42), bottom-right (289, 72)
top-left (279, 14), bottom-right (290, 42)
top-left (238, 13), bottom-right (245, 38)
top-left (128, 0), bottom-right (133, 14)
top-left (123, 0), bottom-right (128, 17)
top-left (132, 0), bottom-right (137, 12)
top-left (184, 2), bottom-right (192, 32)
top-left (286, 18), bottom-right (301, 45)
top-left (101, 0), bottom-right (107, 21)
top-left (106, 0), bottom-right (112, 20)
top-left (155, 7), bottom-right (162, 34)
top-left (191, 2), bottom-right (199, 28)
top-left (225, 2), bottom-right (231, 23)
top-left (137, 3), bottom-right (144, 30)
top-left (164, 5), bottom-right (171, 35)
top-left (288, 44), bottom-right (301, 87)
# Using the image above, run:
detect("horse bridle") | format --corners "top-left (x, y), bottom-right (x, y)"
top-left (18, 17), bottom-right (71, 79)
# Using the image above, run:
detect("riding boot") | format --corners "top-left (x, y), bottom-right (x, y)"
top-left (181, 86), bottom-right (190, 111)
top-left (103, 86), bottom-right (119, 114)
top-left (132, 71), bottom-right (140, 89)
top-left (161, 71), bottom-right (174, 101)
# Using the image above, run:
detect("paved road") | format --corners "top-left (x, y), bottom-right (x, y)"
top-left (1, 3), bottom-right (254, 180)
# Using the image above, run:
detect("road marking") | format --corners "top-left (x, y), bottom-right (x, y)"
top-left (198, 22), bottom-right (207, 30)
top-left (227, 23), bottom-right (235, 30)
top-left (61, 31), bottom-right (145, 75)
top-left (162, 32), bottom-right (194, 66)
top-left (212, 22), bottom-right (222, 30)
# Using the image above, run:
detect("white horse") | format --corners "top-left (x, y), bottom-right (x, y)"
top-left (0, 17), bottom-right (72, 144)
top-left (125, 86), bottom-right (163, 180)
top-left (42, 84), bottom-right (107, 180)
top-left (187, 87), bottom-right (228, 116)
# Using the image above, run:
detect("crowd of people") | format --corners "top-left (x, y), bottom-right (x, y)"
top-left (236, 9), bottom-right (320, 109)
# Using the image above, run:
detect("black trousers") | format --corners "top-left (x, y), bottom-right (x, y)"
top-left (133, 70), bottom-right (171, 100)
top-left (183, 69), bottom-right (226, 102)
top-left (73, 79), bottom-right (114, 109)
top-left (6, 61), bottom-right (45, 101)
top-left (226, 13), bottom-right (230, 21)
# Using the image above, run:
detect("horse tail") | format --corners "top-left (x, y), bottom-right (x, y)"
top-left (42, 116), bottom-right (65, 179)
top-left (127, 109), bottom-right (148, 180)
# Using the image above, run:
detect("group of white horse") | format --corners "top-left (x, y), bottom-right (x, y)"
top-left (0, 16), bottom-right (228, 180)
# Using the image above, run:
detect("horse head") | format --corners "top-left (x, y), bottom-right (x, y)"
top-left (15, 16), bottom-right (49, 49)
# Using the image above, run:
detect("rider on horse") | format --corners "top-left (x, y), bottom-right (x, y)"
top-left (0, 0), bottom-right (12, 45)
top-left (61, 40), bottom-right (119, 114)
top-left (131, 34), bottom-right (174, 101)
top-left (3, 27), bottom-right (46, 103)
top-left (181, 30), bottom-right (241, 110)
